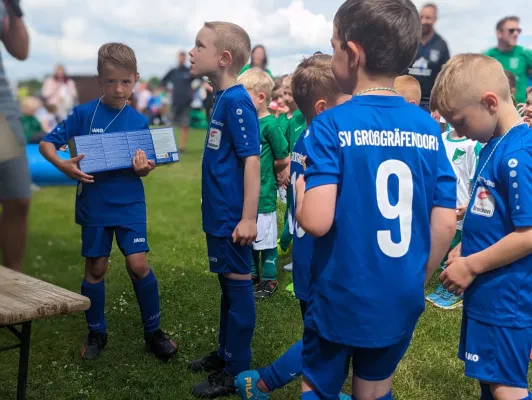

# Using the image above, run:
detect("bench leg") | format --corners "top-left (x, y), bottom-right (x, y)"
top-left (16, 321), bottom-right (32, 400)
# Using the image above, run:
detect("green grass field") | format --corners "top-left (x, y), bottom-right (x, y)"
top-left (0, 128), bottom-right (522, 400)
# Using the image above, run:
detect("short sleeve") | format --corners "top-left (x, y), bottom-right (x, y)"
top-left (41, 109), bottom-right (81, 149)
top-left (433, 134), bottom-right (457, 208)
top-left (227, 100), bottom-right (260, 159)
top-left (442, 42), bottom-right (451, 64)
top-left (500, 150), bottom-right (532, 227)
top-left (304, 115), bottom-right (340, 191)
top-left (268, 124), bottom-right (289, 160)
top-left (524, 48), bottom-right (532, 69)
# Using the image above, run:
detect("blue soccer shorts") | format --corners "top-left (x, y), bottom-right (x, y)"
top-left (81, 224), bottom-right (149, 258)
top-left (302, 328), bottom-right (412, 400)
top-left (459, 310), bottom-right (532, 388)
top-left (206, 234), bottom-right (252, 275)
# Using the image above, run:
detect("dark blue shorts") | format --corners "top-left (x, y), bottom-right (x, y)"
top-left (459, 311), bottom-right (532, 388)
top-left (206, 234), bottom-right (252, 275)
top-left (302, 328), bottom-right (412, 400)
top-left (81, 224), bottom-right (149, 258)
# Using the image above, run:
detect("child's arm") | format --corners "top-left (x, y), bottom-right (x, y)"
top-left (39, 111), bottom-right (94, 183)
top-left (442, 149), bottom-right (532, 295)
top-left (232, 155), bottom-right (260, 245)
top-left (228, 101), bottom-right (261, 246)
top-left (295, 117), bottom-right (339, 237)
top-left (426, 133), bottom-right (458, 282)
top-left (425, 207), bottom-right (456, 284)
top-left (270, 124), bottom-right (290, 174)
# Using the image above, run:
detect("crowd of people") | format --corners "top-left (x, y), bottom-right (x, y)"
top-left (1, 1), bottom-right (532, 400)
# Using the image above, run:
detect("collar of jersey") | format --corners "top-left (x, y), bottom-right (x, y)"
top-left (350, 95), bottom-right (407, 107)
top-left (445, 130), bottom-right (468, 143)
top-left (215, 84), bottom-right (243, 95)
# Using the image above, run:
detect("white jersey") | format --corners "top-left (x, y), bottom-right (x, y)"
top-left (442, 130), bottom-right (480, 230)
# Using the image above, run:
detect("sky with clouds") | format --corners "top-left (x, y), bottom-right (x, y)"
top-left (5, 0), bottom-right (532, 82)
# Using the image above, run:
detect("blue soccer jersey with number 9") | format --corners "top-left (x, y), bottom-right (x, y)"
top-left (303, 95), bottom-right (456, 348)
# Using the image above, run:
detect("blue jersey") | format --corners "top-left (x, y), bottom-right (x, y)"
top-left (202, 84), bottom-right (260, 237)
top-left (42, 99), bottom-right (149, 227)
top-left (462, 123), bottom-right (532, 328)
top-left (303, 95), bottom-right (456, 348)
top-left (289, 134), bottom-right (313, 302)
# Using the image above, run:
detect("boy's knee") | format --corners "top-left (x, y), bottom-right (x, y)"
top-left (1, 199), bottom-right (31, 219)
top-left (126, 253), bottom-right (150, 280)
top-left (85, 257), bottom-right (108, 282)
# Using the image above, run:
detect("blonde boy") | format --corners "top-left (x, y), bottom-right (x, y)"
top-left (187, 22), bottom-right (261, 398)
top-left (433, 53), bottom-right (532, 400)
top-left (238, 68), bottom-right (290, 298)
top-left (394, 75), bottom-right (422, 105)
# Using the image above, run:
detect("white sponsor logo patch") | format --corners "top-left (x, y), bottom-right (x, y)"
top-left (207, 128), bottom-right (222, 150)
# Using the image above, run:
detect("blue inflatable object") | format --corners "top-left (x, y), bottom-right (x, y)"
top-left (26, 144), bottom-right (77, 186)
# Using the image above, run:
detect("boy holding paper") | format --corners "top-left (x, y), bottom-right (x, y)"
top-left (39, 42), bottom-right (177, 362)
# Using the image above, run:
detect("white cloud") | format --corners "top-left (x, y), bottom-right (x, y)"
top-left (4, 0), bottom-right (532, 83)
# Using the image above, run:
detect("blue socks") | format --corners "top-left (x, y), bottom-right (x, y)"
top-left (377, 391), bottom-right (394, 400)
top-left (223, 278), bottom-right (256, 376)
top-left (301, 392), bottom-right (321, 400)
top-left (132, 269), bottom-right (160, 334)
top-left (81, 279), bottom-right (107, 333)
top-left (260, 340), bottom-right (303, 391)
top-left (217, 275), bottom-right (229, 360)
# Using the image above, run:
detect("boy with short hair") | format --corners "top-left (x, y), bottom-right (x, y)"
top-left (39, 43), bottom-right (177, 362)
top-left (295, 1), bottom-right (457, 399)
top-left (187, 21), bottom-right (261, 398)
top-left (394, 75), bottom-right (422, 105)
top-left (234, 53), bottom-right (351, 400)
top-left (237, 68), bottom-right (290, 298)
top-left (433, 53), bottom-right (532, 400)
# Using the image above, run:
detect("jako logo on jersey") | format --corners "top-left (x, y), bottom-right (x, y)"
top-left (209, 257), bottom-right (218, 263)
top-left (465, 352), bottom-right (479, 362)
top-left (133, 237), bottom-right (146, 243)
top-left (92, 128), bottom-right (104, 133)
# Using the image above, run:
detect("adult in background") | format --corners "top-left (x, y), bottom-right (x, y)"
top-left (0, 0), bottom-right (31, 272)
top-left (239, 44), bottom-right (273, 77)
top-left (41, 64), bottom-right (78, 121)
top-left (162, 51), bottom-right (193, 153)
top-left (407, 3), bottom-right (450, 111)
top-left (485, 16), bottom-right (532, 105)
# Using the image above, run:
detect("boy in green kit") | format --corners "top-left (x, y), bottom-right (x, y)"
top-left (238, 68), bottom-right (290, 298)
top-left (277, 74), bottom-right (306, 261)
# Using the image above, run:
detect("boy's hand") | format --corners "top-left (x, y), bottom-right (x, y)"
top-left (277, 167), bottom-right (290, 188)
top-left (133, 150), bottom-right (155, 177)
top-left (59, 154), bottom-right (94, 183)
top-left (232, 218), bottom-right (257, 246)
top-left (456, 205), bottom-right (467, 221)
top-left (440, 256), bottom-right (476, 296)
top-left (447, 242), bottom-right (462, 261)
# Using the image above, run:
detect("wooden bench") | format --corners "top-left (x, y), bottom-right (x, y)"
top-left (0, 266), bottom-right (90, 400)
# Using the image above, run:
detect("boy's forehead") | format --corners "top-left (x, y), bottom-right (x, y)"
top-left (198, 26), bottom-right (217, 43)
top-left (100, 63), bottom-right (136, 78)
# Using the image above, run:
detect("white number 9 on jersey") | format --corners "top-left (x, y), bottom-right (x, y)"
top-left (376, 160), bottom-right (413, 258)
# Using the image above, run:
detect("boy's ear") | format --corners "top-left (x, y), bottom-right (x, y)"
top-left (258, 92), bottom-right (266, 104)
top-left (314, 99), bottom-right (327, 116)
top-left (480, 92), bottom-right (499, 114)
top-left (409, 100), bottom-right (417, 105)
top-left (219, 50), bottom-right (233, 69)
top-left (347, 41), bottom-right (362, 70)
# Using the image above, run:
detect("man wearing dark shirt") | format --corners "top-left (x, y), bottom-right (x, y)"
top-left (162, 51), bottom-right (193, 152)
top-left (408, 3), bottom-right (450, 111)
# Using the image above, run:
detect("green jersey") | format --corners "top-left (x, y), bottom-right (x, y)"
top-left (239, 64), bottom-right (273, 77)
top-left (284, 109), bottom-right (306, 153)
top-left (258, 114), bottom-right (289, 213)
top-left (484, 46), bottom-right (532, 104)
top-left (21, 115), bottom-right (42, 140)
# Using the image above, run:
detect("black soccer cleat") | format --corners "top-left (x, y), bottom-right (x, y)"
top-left (254, 280), bottom-right (278, 299)
top-left (145, 329), bottom-right (178, 362)
top-left (189, 350), bottom-right (225, 373)
top-left (192, 370), bottom-right (236, 398)
top-left (81, 331), bottom-right (108, 360)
